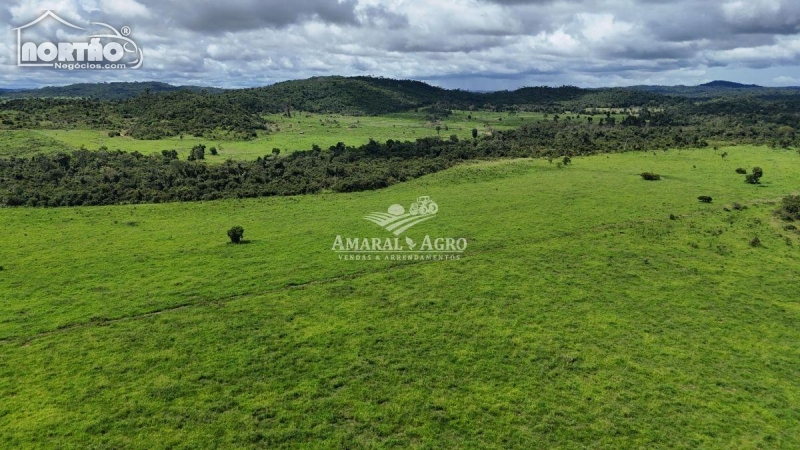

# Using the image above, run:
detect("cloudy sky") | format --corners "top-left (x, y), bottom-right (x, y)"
top-left (2, 0), bottom-right (800, 90)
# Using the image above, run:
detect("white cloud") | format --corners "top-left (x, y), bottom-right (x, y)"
top-left (1, 0), bottom-right (800, 89)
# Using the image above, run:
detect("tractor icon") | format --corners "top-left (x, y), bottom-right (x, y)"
top-left (409, 196), bottom-right (438, 216)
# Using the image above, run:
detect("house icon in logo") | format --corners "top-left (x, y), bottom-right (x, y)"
top-left (13, 10), bottom-right (85, 67)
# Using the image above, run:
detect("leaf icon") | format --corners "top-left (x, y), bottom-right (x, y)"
top-left (405, 237), bottom-right (416, 249)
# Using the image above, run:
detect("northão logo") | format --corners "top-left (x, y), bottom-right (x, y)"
top-left (13, 10), bottom-right (143, 70)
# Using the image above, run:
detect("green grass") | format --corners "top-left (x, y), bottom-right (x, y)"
top-left (4, 110), bottom-right (615, 161)
top-left (1, 146), bottom-right (799, 448)
top-left (0, 130), bottom-right (77, 157)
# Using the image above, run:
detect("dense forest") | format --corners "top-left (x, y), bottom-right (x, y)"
top-left (1, 113), bottom-right (797, 207)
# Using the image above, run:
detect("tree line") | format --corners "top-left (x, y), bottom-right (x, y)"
top-left (1, 116), bottom-right (797, 207)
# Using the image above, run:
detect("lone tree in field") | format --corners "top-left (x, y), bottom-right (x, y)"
top-left (227, 226), bottom-right (245, 244)
top-left (745, 166), bottom-right (763, 184)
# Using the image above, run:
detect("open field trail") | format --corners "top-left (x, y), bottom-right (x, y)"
top-left (1, 147), bottom-right (799, 448)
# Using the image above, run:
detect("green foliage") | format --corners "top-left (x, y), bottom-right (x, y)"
top-left (641, 172), bottom-right (661, 180)
top-left (0, 81), bottom-right (225, 100)
top-left (698, 196), bottom-right (713, 203)
top-left (735, 167), bottom-right (747, 174)
top-left (209, 147), bottom-right (218, 156)
top-left (777, 195), bottom-right (800, 221)
top-left (188, 144), bottom-right (206, 161)
top-left (227, 226), bottom-right (244, 244)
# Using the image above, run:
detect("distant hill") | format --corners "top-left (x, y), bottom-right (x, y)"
top-left (221, 76), bottom-right (667, 115)
top-left (629, 80), bottom-right (800, 98)
top-left (699, 80), bottom-right (762, 89)
top-left (1, 76), bottom-right (670, 111)
top-left (0, 81), bottom-right (225, 100)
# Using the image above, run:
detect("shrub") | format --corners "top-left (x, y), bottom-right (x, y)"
top-left (750, 236), bottom-right (762, 247)
top-left (640, 172), bottom-right (661, 181)
top-left (669, 214), bottom-right (677, 220)
top-left (227, 226), bottom-right (245, 244)
top-left (732, 202), bottom-right (747, 211)
top-left (209, 147), bottom-right (218, 156)
top-left (562, 156), bottom-right (572, 165)
top-left (777, 194), bottom-right (800, 221)
top-left (735, 167), bottom-right (747, 174)
top-left (698, 196), bottom-right (713, 203)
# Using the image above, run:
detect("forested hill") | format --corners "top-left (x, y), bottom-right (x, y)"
top-left (0, 81), bottom-right (226, 100)
top-left (4, 76), bottom-right (800, 140)
top-left (222, 76), bottom-right (670, 114)
top-left (630, 80), bottom-right (800, 98)
top-left (2, 76), bottom-right (668, 110)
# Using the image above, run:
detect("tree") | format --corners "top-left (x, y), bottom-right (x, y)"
top-left (698, 196), bottom-right (713, 203)
top-left (272, 148), bottom-right (281, 157)
top-left (227, 226), bottom-right (244, 244)
top-left (745, 166), bottom-right (763, 184)
top-left (209, 146), bottom-right (218, 155)
top-left (562, 156), bottom-right (571, 165)
top-left (188, 144), bottom-right (205, 161)
top-left (472, 128), bottom-right (478, 139)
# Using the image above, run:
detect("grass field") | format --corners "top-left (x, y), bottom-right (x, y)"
top-left (0, 110), bottom-right (621, 161)
top-left (1, 145), bottom-right (798, 448)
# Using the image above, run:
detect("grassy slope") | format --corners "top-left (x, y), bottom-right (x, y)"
top-left (0, 130), bottom-right (76, 157)
top-left (1, 110), bottom-right (619, 161)
top-left (1, 146), bottom-right (799, 448)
